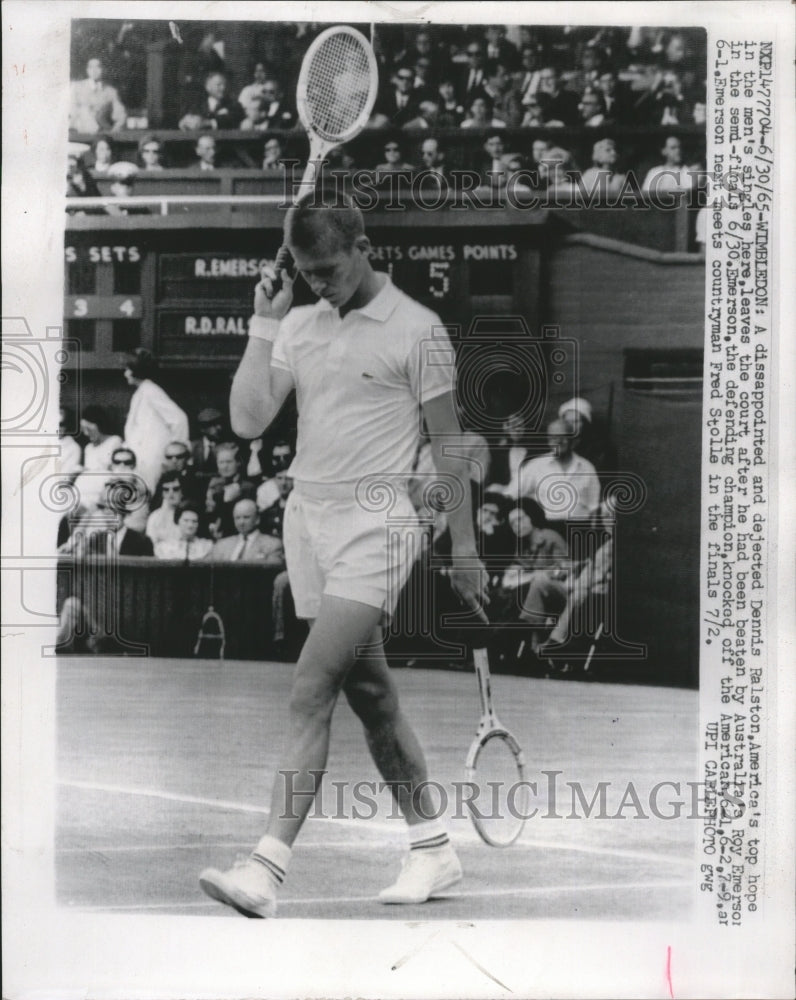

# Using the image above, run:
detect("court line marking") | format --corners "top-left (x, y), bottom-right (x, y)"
top-left (68, 879), bottom-right (691, 913)
top-left (59, 779), bottom-right (694, 867)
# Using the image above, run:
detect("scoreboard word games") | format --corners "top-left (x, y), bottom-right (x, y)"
top-left (64, 212), bottom-right (547, 369)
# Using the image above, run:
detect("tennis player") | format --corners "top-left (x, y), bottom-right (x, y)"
top-left (199, 192), bottom-right (488, 917)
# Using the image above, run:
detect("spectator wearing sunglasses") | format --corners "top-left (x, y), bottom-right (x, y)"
top-left (109, 446), bottom-right (151, 533)
top-left (378, 67), bottom-right (421, 127)
top-left (375, 139), bottom-right (415, 175)
top-left (137, 136), bottom-right (166, 171)
top-left (152, 441), bottom-right (202, 507)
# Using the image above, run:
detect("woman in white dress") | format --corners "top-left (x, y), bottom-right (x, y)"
top-left (123, 349), bottom-right (190, 494)
top-left (145, 472), bottom-right (184, 547)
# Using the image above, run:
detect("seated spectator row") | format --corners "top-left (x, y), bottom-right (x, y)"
top-left (70, 21), bottom-right (706, 132)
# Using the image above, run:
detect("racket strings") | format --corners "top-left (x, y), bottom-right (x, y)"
top-left (304, 33), bottom-right (373, 139)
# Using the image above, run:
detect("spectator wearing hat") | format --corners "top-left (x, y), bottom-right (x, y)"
top-left (69, 57), bottom-right (127, 134)
top-left (558, 397), bottom-right (616, 472)
top-left (123, 350), bottom-right (190, 494)
top-left (580, 138), bottom-right (627, 199)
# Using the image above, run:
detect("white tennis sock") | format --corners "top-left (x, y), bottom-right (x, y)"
top-left (408, 818), bottom-right (450, 852)
top-left (252, 835), bottom-right (292, 886)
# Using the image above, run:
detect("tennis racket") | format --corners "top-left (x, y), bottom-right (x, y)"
top-left (465, 647), bottom-right (529, 847)
top-left (269, 25), bottom-right (379, 281)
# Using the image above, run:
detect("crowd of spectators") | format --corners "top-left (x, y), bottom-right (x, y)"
top-left (67, 22), bottom-right (706, 202)
top-left (56, 344), bottom-right (619, 672)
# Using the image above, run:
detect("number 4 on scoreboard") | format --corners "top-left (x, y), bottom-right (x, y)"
top-left (65, 296), bottom-right (142, 320)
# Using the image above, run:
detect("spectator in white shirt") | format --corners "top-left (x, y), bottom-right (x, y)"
top-left (238, 62), bottom-right (270, 113)
top-left (193, 134), bottom-right (217, 171)
top-left (145, 472), bottom-right (185, 547)
top-left (69, 57), bottom-right (127, 133)
top-left (57, 406), bottom-right (83, 477)
top-left (516, 418), bottom-right (601, 528)
top-left (155, 502), bottom-right (213, 561)
top-left (642, 136), bottom-right (697, 195)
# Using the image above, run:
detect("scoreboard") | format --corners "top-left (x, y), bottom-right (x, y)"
top-left (63, 210), bottom-right (547, 369)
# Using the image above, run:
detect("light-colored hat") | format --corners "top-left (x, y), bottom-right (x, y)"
top-left (68, 141), bottom-right (91, 159)
top-left (107, 161), bottom-right (139, 181)
top-left (558, 397), bottom-right (593, 423)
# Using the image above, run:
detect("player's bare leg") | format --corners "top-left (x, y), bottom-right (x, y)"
top-left (200, 594), bottom-right (383, 916)
top-left (344, 629), bottom-right (462, 904)
top-left (265, 595), bottom-right (384, 844)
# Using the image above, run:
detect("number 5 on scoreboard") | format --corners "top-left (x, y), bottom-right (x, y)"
top-left (429, 261), bottom-right (450, 299)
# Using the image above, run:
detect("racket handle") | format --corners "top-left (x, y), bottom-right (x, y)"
top-left (266, 245), bottom-right (295, 299)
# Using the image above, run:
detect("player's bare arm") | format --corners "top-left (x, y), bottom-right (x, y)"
top-left (229, 265), bottom-right (296, 439)
top-left (423, 390), bottom-right (490, 619)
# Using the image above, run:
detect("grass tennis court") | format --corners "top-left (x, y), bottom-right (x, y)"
top-left (57, 656), bottom-right (698, 920)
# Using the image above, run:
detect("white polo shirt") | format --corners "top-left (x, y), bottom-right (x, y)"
top-left (517, 452), bottom-right (600, 521)
top-left (271, 277), bottom-right (455, 487)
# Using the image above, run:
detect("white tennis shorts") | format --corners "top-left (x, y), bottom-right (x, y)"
top-left (283, 482), bottom-right (424, 620)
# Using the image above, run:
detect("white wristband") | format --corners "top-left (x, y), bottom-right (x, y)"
top-left (248, 315), bottom-right (280, 342)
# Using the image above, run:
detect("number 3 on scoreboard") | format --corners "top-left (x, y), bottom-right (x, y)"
top-left (428, 261), bottom-right (450, 300)
top-left (73, 298), bottom-right (88, 317)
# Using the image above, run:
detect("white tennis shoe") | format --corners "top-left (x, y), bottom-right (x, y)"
top-left (378, 845), bottom-right (463, 904)
top-left (199, 857), bottom-right (278, 918)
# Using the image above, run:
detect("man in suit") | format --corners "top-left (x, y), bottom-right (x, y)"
top-left (205, 443), bottom-right (258, 538)
top-left (69, 57), bottom-right (127, 133)
top-left (211, 499), bottom-right (285, 564)
top-left (378, 67), bottom-right (421, 127)
top-left (537, 67), bottom-right (580, 126)
top-left (457, 41), bottom-right (487, 106)
top-left (179, 71), bottom-right (244, 131)
top-left (484, 25), bottom-right (520, 71)
top-left (191, 407), bottom-right (227, 483)
top-left (55, 479), bottom-right (153, 653)
top-left (153, 440), bottom-right (202, 507)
